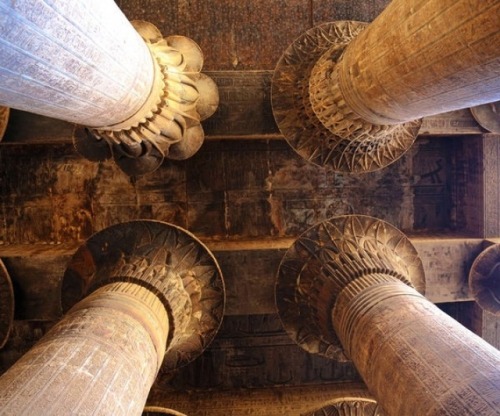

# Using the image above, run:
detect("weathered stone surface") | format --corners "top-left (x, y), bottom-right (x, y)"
top-left (160, 314), bottom-right (360, 391)
top-left (472, 303), bottom-right (500, 351)
top-left (413, 238), bottom-right (483, 302)
top-left (203, 71), bottom-right (276, 137)
top-left (117, 0), bottom-right (178, 36)
top-left (177, 0), bottom-right (311, 70)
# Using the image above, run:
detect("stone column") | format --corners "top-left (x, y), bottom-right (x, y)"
top-left (0, 1), bottom-right (218, 175)
top-left (0, 221), bottom-right (225, 416)
top-left (276, 215), bottom-right (500, 416)
top-left (272, 0), bottom-right (500, 172)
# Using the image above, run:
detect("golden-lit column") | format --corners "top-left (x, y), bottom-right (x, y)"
top-left (276, 215), bottom-right (500, 416)
top-left (0, 1), bottom-right (218, 175)
top-left (0, 221), bottom-right (225, 416)
top-left (272, 0), bottom-right (500, 172)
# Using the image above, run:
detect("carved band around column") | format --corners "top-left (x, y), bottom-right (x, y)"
top-left (62, 220), bottom-right (225, 371)
top-left (332, 274), bottom-right (425, 359)
top-left (275, 215), bottom-right (424, 360)
top-left (272, 22), bottom-right (421, 173)
top-left (74, 21), bottom-right (219, 176)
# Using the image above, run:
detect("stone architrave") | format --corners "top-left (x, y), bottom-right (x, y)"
top-left (272, 0), bottom-right (500, 172)
top-left (0, 1), bottom-right (219, 175)
top-left (0, 221), bottom-right (225, 415)
top-left (276, 215), bottom-right (500, 416)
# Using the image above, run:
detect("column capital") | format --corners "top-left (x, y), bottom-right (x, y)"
top-left (0, 259), bottom-right (14, 349)
top-left (469, 243), bottom-right (500, 315)
top-left (271, 21), bottom-right (421, 173)
top-left (62, 220), bottom-right (225, 371)
top-left (470, 101), bottom-right (500, 134)
top-left (275, 215), bottom-right (424, 360)
top-left (0, 106), bottom-right (8, 142)
top-left (75, 21), bottom-right (219, 176)
top-left (303, 397), bottom-right (384, 416)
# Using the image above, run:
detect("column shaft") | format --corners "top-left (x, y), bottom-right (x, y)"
top-left (333, 273), bottom-right (500, 415)
top-left (0, 0), bottom-right (154, 126)
top-left (0, 281), bottom-right (169, 416)
top-left (336, 0), bottom-right (500, 124)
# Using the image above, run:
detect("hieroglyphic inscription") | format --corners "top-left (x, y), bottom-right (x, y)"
top-left (420, 109), bottom-right (482, 135)
top-left (0, 294), bottom-right (159, 415)
top-left (158, 314), bottom-right (360, 391)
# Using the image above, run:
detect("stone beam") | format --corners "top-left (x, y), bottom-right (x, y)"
top-left (0, 73), bottom-right (484, 146)
top-left (0, 236), bottom-right (485, 320)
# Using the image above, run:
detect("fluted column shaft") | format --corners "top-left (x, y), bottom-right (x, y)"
top-left (333, 273), bottom-right (500, 416)
top-left (0, 0), bottom-right (154, 127)
top-left (0, 281), bottom-right (169, 416)
top-left (315, 0), bottom-right (500, 126)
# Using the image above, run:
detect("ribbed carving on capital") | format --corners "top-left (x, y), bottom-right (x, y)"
top-left (62, 220), bottom-right (225, 371)
top-left (470, 101), bottom-right (500, 134)
top-left (469, 244), bottom-right (500, 315)
top-left (0, 259), bottom-right (14, 349)
top-left (0, 106), bottom-right (9, 142)
top-left (276, 215), bottom-right (424, 360)
top-left (76, 21), bottom-right (219, 176)
top-left (272, 22), bottom-right (421, 173)
top-left (302, 397), bottom-right (385, 416)
top-left (143, 406), bottom-right (187, 416)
